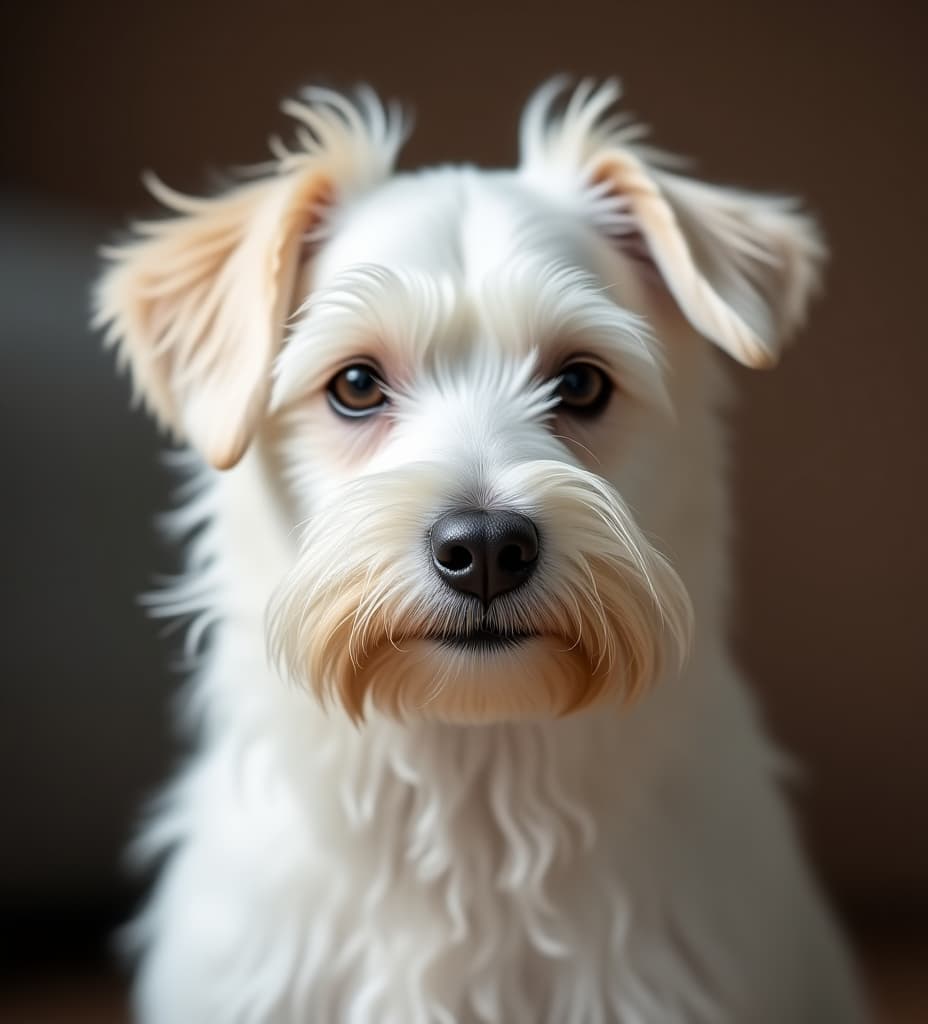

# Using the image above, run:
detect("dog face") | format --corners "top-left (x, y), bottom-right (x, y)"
top-left (95, 81), bottom-right (824, 723)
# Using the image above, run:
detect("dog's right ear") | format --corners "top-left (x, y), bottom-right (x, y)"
top-left (520, 78), bottom-right (826, 370)
top-left (94, 89), bottom-right (405, 470)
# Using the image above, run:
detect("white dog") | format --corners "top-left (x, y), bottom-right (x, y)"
top-left (95, 79), bottom-right (867, 1022)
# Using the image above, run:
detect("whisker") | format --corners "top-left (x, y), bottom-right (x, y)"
top-left (550, 433), bottom-right (601, 465)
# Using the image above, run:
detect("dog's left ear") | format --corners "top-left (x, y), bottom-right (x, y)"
top-left (520, 80), bottom-right (826, 369)
top-left (95, 89), bottom-right (405, 469)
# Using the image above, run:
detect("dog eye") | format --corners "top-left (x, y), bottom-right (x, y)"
top-left (327, 364), bottom-right (388, 418)
top-left (555, 362), bottom-right (612, 416)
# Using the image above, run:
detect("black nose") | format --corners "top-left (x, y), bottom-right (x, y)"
top-left (429, 509), bottom-right (539, 606)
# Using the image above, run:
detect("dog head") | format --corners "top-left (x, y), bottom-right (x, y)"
top-left (95, 80), bottom-right (824, 723)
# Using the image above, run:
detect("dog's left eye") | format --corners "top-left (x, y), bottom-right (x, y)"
top-left (327, 364), bottom-right (388, 418)
top-left (555, 362), bottom-right (612, 417)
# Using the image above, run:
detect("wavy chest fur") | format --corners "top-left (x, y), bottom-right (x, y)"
top-left (137, 453), bottom-right (732, 1022)
top-left (147, 653), bottom-right (727, 1024)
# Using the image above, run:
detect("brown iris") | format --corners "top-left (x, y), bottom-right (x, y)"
top-left (556, 361), bottom-right (612, 417)
top-left (327, 364), bottom-right (387, 418)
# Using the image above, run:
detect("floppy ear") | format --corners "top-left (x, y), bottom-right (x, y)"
top-left (94, 89), bottom-right (405, 469)
top-left (520, 79), bottom-right (826, 369)
top-left (95, 170), bottom-right (333, 469)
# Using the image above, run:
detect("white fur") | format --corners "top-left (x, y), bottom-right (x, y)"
top-left (98, 80), bottom-right (865, 1022)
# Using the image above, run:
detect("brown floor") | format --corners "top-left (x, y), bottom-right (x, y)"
top-left (1, 940), bottom-right (925, 1024)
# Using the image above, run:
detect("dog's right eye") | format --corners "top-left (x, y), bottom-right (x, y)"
top-left (326, 364), bottom-right (388, 418)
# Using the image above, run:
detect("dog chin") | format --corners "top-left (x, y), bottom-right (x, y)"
top-left (323, 634), bottom-right (619, 724)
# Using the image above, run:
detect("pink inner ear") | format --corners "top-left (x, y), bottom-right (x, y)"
top-left (298, 179), bottom-right (337, 265)
top-left (615, 228), bottom-right (654, 271)
top-left (589, 166), bottom-right (657, 276)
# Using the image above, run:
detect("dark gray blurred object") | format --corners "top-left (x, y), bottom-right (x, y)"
top-left (0, 192), bottom-right (176, 923)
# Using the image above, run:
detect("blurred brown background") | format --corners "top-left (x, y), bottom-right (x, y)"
top-left (2, 0), bottom-right (926, 1019)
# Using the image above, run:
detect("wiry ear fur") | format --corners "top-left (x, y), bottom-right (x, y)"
top-left (519, 78), bottom-right (826, 369)
top-left (94, 88), bottom-right (406, 469)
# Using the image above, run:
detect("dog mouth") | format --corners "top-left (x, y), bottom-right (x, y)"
top-left (431, 625), bottom-right (537, 652)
